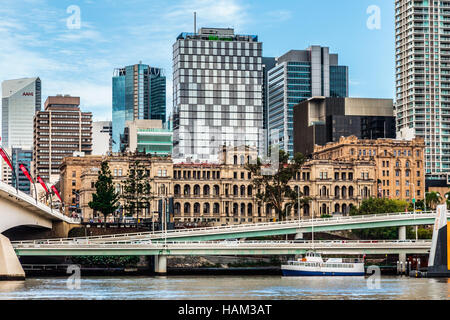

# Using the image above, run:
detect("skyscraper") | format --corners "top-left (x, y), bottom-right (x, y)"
top-left (112, 63), bottom-right (166, 152)
top-left (395, 0), bottom-right (450, 177)
top-left (1, 77), bottom-right (41, 149)
top-left (33, 95), bottom-right (92, 183)
top-left (268, 47), bottom-right (348, 157)
top-left (172, 27), bottom-right (264, 162)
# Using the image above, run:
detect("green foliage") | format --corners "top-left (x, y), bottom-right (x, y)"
top-left (88, 161), bottom-right (120, 224)
top-left (350, 198), bottom-right (409, 240)
top-left (406, 226), bottom-right (433, 239)
top-left (246, 149), bottom-right (308, 221)
top-left (122, 161), bottom-right (153, 220)
top-left (321, 214), bottom-right (332, 219)
top-left (71, 256), bottom-right (140, 267)
top-left (426, 192), bottom-right (442, 210)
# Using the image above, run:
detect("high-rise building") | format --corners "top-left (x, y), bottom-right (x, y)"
top-left (11, 147), bottom-right (33, 194)
top-left (268, 47), bottom-right (348, 157)
top-left (33, 95), bottom-right (92, 183)
top-left (120, 119), bottom-right (173, 156)
top-left (1, 77), bottom-right (41, 149)
top-left (395, 0), bottom-right (450, 177)
top-left (293, 97), bottom-right (396, 156)
top-left (112, 63), bottom-right (166, 152)
top-left (92, 121), bottom-right (112, 155)
top-left (262, 57), bottom-right (277, 157)
top-left (172, 27), bottom-right (264, 162)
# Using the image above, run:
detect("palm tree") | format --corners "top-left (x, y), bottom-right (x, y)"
top-left (426, 192), bottom-right (442, 210)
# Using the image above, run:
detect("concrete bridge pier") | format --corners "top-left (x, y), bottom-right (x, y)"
top-left (154, 255), bottom-right (167, 275)
top-left (294, 232), bottom-right (304, 240)
top-left (0, 235), bottom-right (25, 281)
top-left (398, 226), bottom-right (407, 273)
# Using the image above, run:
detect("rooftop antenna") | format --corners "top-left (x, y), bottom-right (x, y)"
top-left (194, 12), bottom-right (197, 34)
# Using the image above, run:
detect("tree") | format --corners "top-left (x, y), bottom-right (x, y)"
top-left (88, 161), bottom-right (120, 226)
top-left (426, 191), bottom-right (442, 210)
top-left (350, 198), bottom-right (409, 240)
top-left (122, 160), bottom-right (153, 223)
top-left (246, 149), bottom-right (308, 221)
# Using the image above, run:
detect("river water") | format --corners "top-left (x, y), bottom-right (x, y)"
top-left (0, 276), bottom-right (449, 300)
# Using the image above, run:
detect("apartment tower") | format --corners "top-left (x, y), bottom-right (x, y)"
top-left (395, 0), bottom-right (450, 179)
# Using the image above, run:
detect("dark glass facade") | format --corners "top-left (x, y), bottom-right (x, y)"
top-left (330, 66), bottom-right (349, 97)
top-left (112, 64), bottom-right (166, 152)
top-left (12, 148), bottom-right (32, 194)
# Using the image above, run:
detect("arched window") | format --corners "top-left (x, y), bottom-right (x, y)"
top-left (233, 155), bottom-right (238, 165)
top-left (342, 186), bottom-right (347, 198)
top-left (203, 185), bottom-right (210, 196)
top-left (342, 204), bottom-right (348, 215)
top-left (184, 185), bottom-right (190, 196)
top-left (247, 203), bottom-right (253, 216)
top-left (213, 203), bottom-right (220, 214)
top-left (184, 203), bottom-right (191, 214)
top-left (233, 203), bottom-right (238, 215)
top-left (335, 186), bottom-right (340, 198)
top-left (194, 185), bottom-right (200, 195)
top-left (247, 185), bottom-right (253, 196)
top-left (174, 202), bottom-right (181, 215)
top-left (322, 204), bottom-right (327, 215)
top-left (233, 185), bottom-right (239, 196)
top-left (303, 186), bottom-right (310, 196)
top-left (240, 203), bottom-right (245, 215)
top-left (240, 185), bottom-right (245, 196)
top-left (349, 186), bottom-right (354, 197)
top-left (266, 204), bottom-right (272, 215)
top-left (321, 186), bottom-right (327, 197)
top-left (203, 203), bottom-right (210, 214)
top-left (174, 185), bottom-right (181, 196)
top-left (334, 203), bottom-right (340, 213)
top-left (303, 204), bottom-right (310, 216)
top-left (240, 155), bottom-right (245, 165)
top-left (194, 203), bottom-right (200, 214)
top-left (406, 161), bottom-right (410, 168)
top-left (214, 185), bottom-right (220, 196)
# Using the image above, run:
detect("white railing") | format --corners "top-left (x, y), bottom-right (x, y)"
top-left (10, 211), bottom-right (439, 245)
top-left (12, 239), bottom-right (432, 249)
top-left (0, 181), bottom-right (79, 224)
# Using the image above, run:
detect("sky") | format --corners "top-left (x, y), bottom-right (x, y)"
top-left (0, 0), bottom-right (395, 122)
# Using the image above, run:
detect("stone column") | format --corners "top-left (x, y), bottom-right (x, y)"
top-left (398, 226), bottom-right (407, 273)
top-left (154, 255), bottom-right (167, 275)
top-left (0, 235), bottom-right (25, 281)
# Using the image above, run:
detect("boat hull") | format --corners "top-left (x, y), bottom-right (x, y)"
top-left (281, 269), bottom-right (365, 276)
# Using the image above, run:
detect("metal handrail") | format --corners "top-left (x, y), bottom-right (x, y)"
top-left (10, 210), bottom-right (440, 245)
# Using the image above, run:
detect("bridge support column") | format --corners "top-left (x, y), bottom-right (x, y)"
top-left (398, 226), bottom-right (407, 273)
top-left (0, 235), bottom-right (25, 281)
top-left (294, 232), bottom-right (303, 240)
top-left (154, 255), bottom-right (167, 275)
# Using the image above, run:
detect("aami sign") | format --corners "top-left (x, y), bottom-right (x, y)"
top-left (22, 92), bottom-right (34, 96)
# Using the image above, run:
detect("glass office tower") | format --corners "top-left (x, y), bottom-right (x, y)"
top-left (1, 77), bottom-right (41, 150)
top-left (112, 63), bottom-right (166, 152)
top-left (12, 147), bottom-right (33, 194)
top-left (268, 46), bottom-right (349, 157)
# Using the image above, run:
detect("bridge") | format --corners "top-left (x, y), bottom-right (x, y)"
top-left (0, 181), bottom-right (80, 280)
top-left (12, 239), bottom-right (431, 256)
top-left (21, 211), bottom-right (442, 243)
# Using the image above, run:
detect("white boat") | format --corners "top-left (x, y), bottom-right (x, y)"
top-left (281, 251), bottom-right (365, 276)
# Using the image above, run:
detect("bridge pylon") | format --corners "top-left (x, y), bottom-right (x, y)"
top-left (0, 235), bottom-right (25, 280)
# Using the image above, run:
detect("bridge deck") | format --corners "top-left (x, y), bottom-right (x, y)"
top-left (13, 240), bottom-right (431, 256)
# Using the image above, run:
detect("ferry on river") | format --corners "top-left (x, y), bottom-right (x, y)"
top-left (281, 251), bottom-right (365, 276)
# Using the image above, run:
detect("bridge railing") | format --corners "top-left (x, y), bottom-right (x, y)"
top-left (10, 210), bottom-right (439, 245)
top-left (0, 180), bottom-right (80, 224)
top-left (12, 239), bottom-right (432, 248)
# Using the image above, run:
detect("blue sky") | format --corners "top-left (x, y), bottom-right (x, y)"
top-left (0, 0), bottom-right (395, 121)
